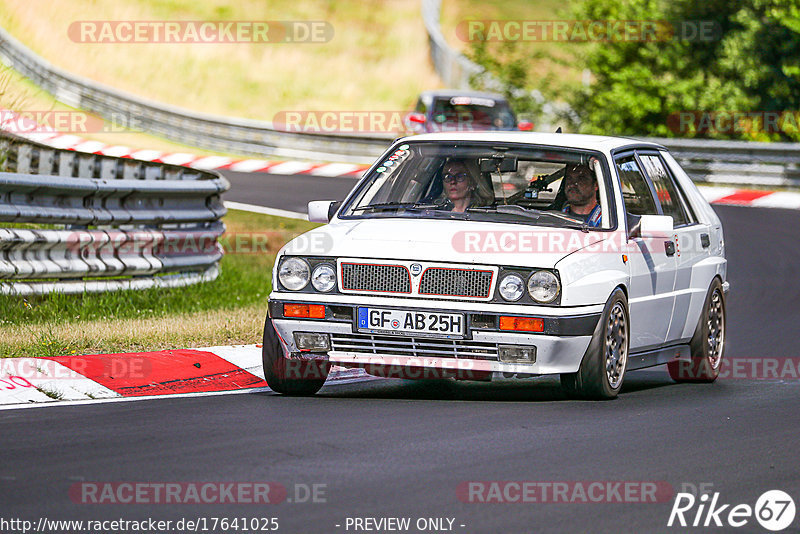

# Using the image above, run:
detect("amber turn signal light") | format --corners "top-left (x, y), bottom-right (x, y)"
top-left (499, 316), bottom-right (544, 332)
top-left (284, 303), bottom-right (326, 319)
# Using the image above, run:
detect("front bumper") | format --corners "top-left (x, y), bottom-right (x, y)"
top-left (268, 296), bottom-right (600, 377)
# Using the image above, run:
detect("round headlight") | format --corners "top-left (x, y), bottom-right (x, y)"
top-left (498, 273), bottom-right (525, 301)
top-left (527, 270), bottom-right (560, 303)
top-left (311, 263), bottom-right (336, 292)
top-left (278, 257), bottom-right (310, 290)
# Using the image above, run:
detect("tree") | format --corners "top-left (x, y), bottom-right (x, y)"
top-left (567, 0), bottom-right (800, 141)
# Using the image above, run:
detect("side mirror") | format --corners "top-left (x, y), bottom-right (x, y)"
top-left (404, 112), bottom-right (426, 133)
top-left (406, 112), bottom-right (426, 124)
top-left (308, 200), bottom-right (340, 223)
top-left (631, 214), bottom-right (673, 238)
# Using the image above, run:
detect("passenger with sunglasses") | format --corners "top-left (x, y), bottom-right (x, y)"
top-left (439, 159), bottom-right (494, 213)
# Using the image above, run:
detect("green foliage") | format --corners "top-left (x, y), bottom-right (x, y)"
top-left (467, 39), bottom-right (545, 123)
top-left (567, 0), bottom-right (800, 141)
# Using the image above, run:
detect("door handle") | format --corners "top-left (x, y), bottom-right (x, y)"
top-left (700, 233), bottom-right (710, 248)
top-left (665, 241), bottom-right (676, 256)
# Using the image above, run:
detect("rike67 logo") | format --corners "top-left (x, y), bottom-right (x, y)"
top-left (668, 489), bottom-right (796, 531)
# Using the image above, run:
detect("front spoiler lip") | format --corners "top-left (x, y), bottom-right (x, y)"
top-left (327, 351), bottom-right (539, 376)
top-left (270, 318), bottom-right (594, 374)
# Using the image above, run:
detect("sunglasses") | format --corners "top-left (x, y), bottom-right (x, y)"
top-left (443, 172), bottom-right (469, 184)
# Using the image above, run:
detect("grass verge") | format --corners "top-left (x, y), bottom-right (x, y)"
top-left (0, 0), bottom-right (441, 120)
top-left (0, 209), bottom-right (320, 357)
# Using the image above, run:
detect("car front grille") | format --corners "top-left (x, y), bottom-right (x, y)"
top-left (340, 263), bottom-right (411, 293)
top-left (330, 332), bottom-right (499, 360)
top-left (419, 268), bottom-right (493, 298)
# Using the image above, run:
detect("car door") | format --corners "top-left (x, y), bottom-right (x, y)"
top-left (638, 151), bottom-right (710, 342)
top-left (614, 153), bottom-right (677, 351)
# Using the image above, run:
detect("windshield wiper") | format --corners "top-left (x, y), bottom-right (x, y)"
top-left (467, 204), bottom-right (541, 220)
top-left (354, 201), bottom-right (445, 212)
top-left (467, 205), bottom-right (591, 231)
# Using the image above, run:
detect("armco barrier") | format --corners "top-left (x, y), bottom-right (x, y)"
top-left (645, 137), bottom-right (800, 188)
top-left (0, 133), bottom-right (228, 295)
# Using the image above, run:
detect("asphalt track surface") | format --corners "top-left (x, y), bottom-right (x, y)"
top-left (222, 169), bottom-right (359, 213)
top-left (2, 171), bottom-right (799, 534)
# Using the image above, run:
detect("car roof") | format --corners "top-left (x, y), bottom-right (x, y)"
top-left (397, 131), bottom-right (666, 152)
top-left (418, 90), bottom-right (508, 101)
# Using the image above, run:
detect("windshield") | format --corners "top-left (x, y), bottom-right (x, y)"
top-left (430, 97), bottom-right (516, 131)
top-left (342, 142), bottom-right (613, 229)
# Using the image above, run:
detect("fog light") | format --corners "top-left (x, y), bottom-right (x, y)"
top-left (293, 332), bottom-right (331, 352)
top-left (498, 345), bottom-right (536, 363)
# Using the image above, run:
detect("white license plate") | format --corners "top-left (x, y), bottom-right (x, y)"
top-left (357, 307), bottom-right (465, 338)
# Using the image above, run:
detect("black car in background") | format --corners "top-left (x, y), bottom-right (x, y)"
top-left (404, 90), bottom-right (533, 134)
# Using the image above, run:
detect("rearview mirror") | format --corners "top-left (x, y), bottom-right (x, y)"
top-left (480, 156), bottom-right (518, 173)
top-left (308, 200), bottom-right (340, 223)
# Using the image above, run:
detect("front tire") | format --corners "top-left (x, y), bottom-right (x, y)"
top-left (668, 278), bottom-right (726, 383)
top-left (262, 318), bottom-right (329, 396)
top-left (561, 289), bottom-right (629, 400)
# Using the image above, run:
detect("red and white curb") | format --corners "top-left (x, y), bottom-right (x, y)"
top-left (697, 186), bottom-right (800, 210)
top-left (0, 110), bottom-right (370, 178)
top-left (0, 344), bottom-right (370, 409)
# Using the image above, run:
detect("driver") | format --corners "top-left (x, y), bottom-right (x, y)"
top-left (562, 163), bottom-right (602, 227)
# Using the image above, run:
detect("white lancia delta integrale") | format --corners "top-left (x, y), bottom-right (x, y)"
top-left (263, 132), bottom-right (728, 399)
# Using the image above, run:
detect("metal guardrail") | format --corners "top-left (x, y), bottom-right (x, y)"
top-left (0, 26), bottom-right (392, 164)
top-left (420, 0), bottom-right (561, 130)
top-left (421, 0), bottom-right (482, 91)
top-left (0, 133), bottom-right (229, 295)
top-left (647, 137), bottom-right (800, 188)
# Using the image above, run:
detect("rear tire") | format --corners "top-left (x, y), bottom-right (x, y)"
top-left (561, 289), bottom-right (629, 400)
top-left (668, 278), bottom-right (726, 383)
top-left (262, 318), bottom-right (329, 396)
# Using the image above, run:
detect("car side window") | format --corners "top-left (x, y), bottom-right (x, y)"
top-left (415, 98), bottom-right (426, 114)
top-left (638, 154), bottom-right (689, 226)
top-left (615, 155), bottom-right (658, 216)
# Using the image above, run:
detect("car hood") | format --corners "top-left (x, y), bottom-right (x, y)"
top-left (281, 218), bottom-right (611, 269)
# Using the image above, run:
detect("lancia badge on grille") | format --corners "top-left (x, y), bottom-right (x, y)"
top-left (410, 263), bottom-right (422, 276)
